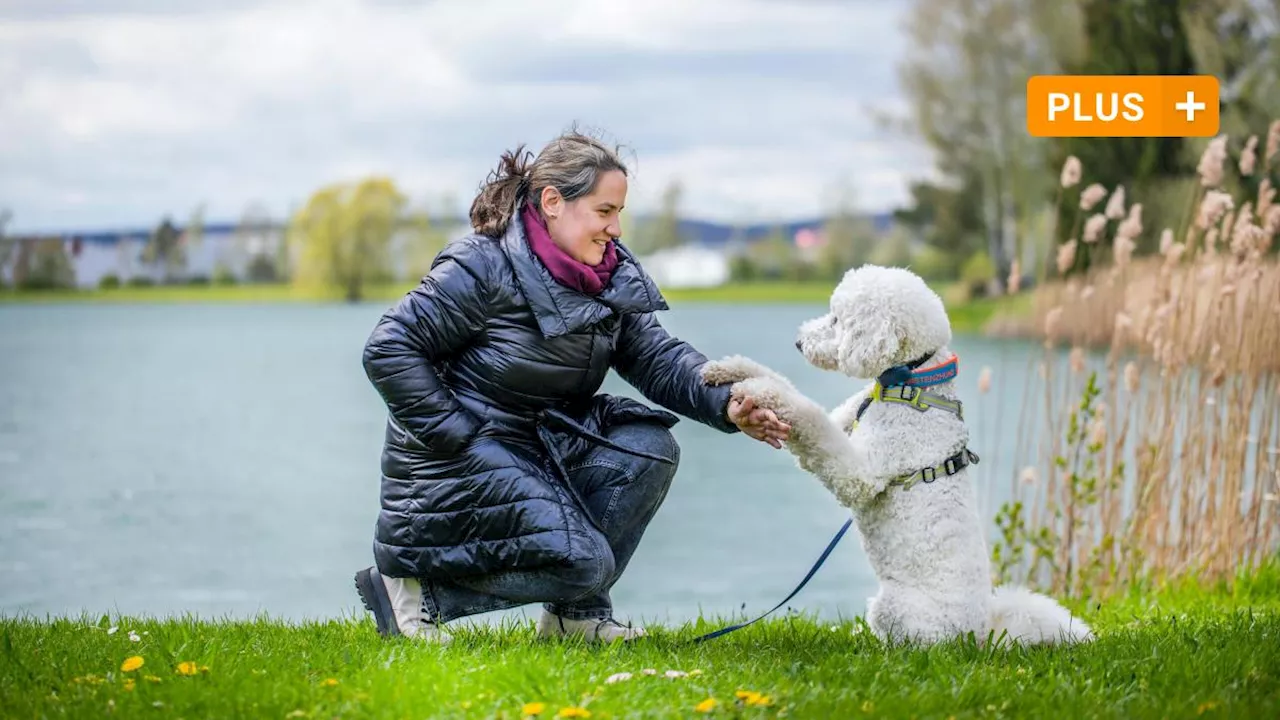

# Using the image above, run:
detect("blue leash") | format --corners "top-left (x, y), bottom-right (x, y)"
top-left (691, 517), bottom-right (854, 643)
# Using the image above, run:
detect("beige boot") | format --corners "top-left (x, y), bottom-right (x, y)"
top-left (355, 567), bottom-right (452, 643)
top-left (536, 610), bottom-right (646, 643)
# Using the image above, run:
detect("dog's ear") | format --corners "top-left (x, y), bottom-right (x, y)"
top-left (837, 314), bottom-right (901, 378)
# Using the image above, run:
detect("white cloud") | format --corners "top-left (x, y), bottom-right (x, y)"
top-left (0, 0), bottom-right (924, 232)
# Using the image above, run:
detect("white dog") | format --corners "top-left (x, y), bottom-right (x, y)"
top-left (702, 264), bottom-right (1093, 647)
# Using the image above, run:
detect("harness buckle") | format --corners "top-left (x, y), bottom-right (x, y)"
top-left (920, 466), bottom-right (937, 483)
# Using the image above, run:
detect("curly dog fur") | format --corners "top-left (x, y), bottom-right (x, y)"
top-left (703, 264), bottom-right (1093, 647)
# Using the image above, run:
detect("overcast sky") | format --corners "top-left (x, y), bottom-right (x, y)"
top-left (1, 0), bottom-right (930, 233)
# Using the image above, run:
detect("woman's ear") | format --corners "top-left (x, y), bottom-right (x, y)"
top-left (539, 186), bottom-right (563, 219)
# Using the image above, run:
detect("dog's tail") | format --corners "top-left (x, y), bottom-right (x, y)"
top-left (987, 586), bottom-right (1094, 645)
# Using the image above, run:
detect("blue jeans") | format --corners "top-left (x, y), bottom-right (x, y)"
top-left (422, 421), bottom-right (680, 623)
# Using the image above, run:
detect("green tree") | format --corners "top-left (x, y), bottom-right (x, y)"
top-left (818, 183), bottom-right (876, 280)
top-left (632, 180), bottom-right (687, 255)
top-left (1044, 0), bottom-right (1199, 258)
top-left (870, 226), bottom-right (915, 268)
top-left (0, 209), bottom-right (13, 288)
top-left (16, 238), bottom-right (76, 290)
top-left (893, 176), bottom-right (986, 280)
top-left (141, 217), bottom-right (186, 283)
top-left (747, 226), bottom-right (794, 280)
top-left (890, 0), bottom-right (1079, 288)
top-left (289, 176), bottom-right (406, 302)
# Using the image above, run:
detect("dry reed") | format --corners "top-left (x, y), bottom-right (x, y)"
top-left (991, 126), bottom-right (1280, 600)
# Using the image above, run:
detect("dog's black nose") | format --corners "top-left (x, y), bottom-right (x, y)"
top-left (794, 339), bottom-right (803, 351)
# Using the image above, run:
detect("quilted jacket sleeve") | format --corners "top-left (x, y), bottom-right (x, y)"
top-left (611, 311), bottom-right (740, 434)
top-left (362, 243), bottom-right (491, 455)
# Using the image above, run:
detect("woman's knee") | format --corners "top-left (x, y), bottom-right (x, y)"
top-left (550, 540), bottom-right (616, 602)
top-left (611, 422), bottom-right (681, 469)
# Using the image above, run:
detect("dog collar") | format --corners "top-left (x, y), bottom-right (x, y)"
top-left (876, 352), bottom-right (958, 389)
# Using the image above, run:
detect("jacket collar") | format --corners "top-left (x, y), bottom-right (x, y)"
top-left (500, 213), bottom-right (668, 338)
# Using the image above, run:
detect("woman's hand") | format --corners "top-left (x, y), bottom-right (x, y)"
top-left (727, 396), bottom-right (791, 449)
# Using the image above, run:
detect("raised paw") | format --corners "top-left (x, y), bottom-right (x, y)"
top-left (730, 376), bottom-right (796, 422)
top-left (702, 355), bottom-right (792, 387)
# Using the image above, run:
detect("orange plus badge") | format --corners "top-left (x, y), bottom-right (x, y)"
top-left (1026, 75), bottom-right (1219, 138)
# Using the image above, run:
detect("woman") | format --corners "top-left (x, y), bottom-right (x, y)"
top-left (354, 130), bottom-right (789, 644)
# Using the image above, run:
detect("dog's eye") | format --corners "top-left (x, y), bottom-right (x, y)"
top-left (829, 316), bottom-right (837, 326)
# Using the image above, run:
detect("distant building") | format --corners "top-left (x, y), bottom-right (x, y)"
top-left (639, 245), bottom-right (731, 289)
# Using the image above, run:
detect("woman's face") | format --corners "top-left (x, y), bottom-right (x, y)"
top-left (540, 169), bottom-right (627, 266)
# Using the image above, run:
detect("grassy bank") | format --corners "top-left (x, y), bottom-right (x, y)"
top-left (4, 563), bottom-right (1278, 719)
top-left (0, 281), bottom-right (1025, 333)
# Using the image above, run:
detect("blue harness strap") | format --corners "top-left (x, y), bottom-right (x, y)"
top-left (691, 517), bottom-right (854, 643)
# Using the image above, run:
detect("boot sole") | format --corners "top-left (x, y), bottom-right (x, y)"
top-left (354, 567), bottom-right (400, 638)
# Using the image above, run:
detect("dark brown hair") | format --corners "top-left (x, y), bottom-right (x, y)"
top-left (469, 129), bottom-right (630, 237)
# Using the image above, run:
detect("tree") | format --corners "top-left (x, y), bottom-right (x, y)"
top-left (817, 182), bottom-right (876, 279)
top-left (632, 179), bottom-right (687, 255)
top-left (746, 226), bottom-right (794, 279)
top-left (15, 238), bottom-right (76, 290)
top-left (232, 202), bottom-right (282, 283)
top-left (890, 0), bottom-right (1082, 287)
top-left (893, 176), bottom-right (987, 280)
top-left (1044, 0), bottom-right (1200, 257)
top-left (289, 176), bottom-right (406, 302)
top-left (0, 209), bottom-right (13, 288)
top-left (140, 217), bottom-right (186, 283)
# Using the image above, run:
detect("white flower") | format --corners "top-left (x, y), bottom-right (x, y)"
top-left (642, 668), bottom-right (657, 676)
top-left (107, 626), bottom-right (119, 635)
top-left (605, 673), bottom-right (633, 684)
top-left (665, 670), bottom-right (688, 679)
top-left (128, 631), bottom-right (141, 643)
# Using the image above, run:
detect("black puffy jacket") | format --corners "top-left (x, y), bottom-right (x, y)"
top-left (363, 215), bottom-right (739, 581)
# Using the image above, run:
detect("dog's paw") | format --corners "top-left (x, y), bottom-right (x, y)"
top-left (702, 355), bottom-right (780, 386)
top-left (730, 376), bottom-right (796, 420)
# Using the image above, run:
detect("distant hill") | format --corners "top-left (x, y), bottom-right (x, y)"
top-left (14, 212), bottom-right (897, 248)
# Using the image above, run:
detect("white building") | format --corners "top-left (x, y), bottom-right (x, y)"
top-left (639, 245), bottom-right (731, 289)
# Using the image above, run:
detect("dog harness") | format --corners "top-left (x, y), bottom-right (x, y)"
top-left (852, 352), bottom-right (980, 491)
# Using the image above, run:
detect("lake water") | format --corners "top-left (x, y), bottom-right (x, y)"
top-left (0, 301), bottom-right (1040, 627)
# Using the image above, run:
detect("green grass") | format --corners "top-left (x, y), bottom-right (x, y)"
top-left (4, 564), bottom-right (1278, 719)
top-left (0, 281), bottom-right (1022, 333)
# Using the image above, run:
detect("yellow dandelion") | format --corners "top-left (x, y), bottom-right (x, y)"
top-left (747, 695), bottom-right (774, 707)
top-left (735, 690), bottom-right (761, 703)
top-left (122, 679), bottom-right (136, 692)
top-left (176, 662), bottom-right (199, 676)
top-left (557, 707), bottom-right (591, 719)
top-left (199, 665), bottom-right (210, 674)
top-left (695, 697), bottom-right (719, 713)
top-left (143, 675), bottom-right (162, 684)
top-left (120, 656), bottom-right (144, 673)
top-left (1197, 701), bottom-right (1219, 715)
top-left (861, 700), bottom-right (875, 712)
top-left (320, 678), bottom-right (339, 687)
top-left (522, 702), bottom-right (546, 716)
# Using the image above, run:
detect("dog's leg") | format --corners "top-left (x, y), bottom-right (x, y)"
top-left (730, 377), bottom-right (878, 508)
top-left (701, 355), bottom-right (795, 389)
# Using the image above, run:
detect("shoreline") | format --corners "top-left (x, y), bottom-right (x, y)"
top-left (0, 281), bottom-right (1030, 334)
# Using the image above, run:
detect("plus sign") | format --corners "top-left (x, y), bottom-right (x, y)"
top-left (1175, 90), bottom-right (1206, 122)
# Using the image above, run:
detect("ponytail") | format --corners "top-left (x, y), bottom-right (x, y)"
top-left (468, 145), bottom-right (533, 237)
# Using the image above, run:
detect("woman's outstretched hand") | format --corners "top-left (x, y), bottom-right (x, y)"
top-left (727, 396), bottom-right (791, 449)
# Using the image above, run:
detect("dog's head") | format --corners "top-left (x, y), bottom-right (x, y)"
top-left (795, 264), bottom-right (952, 378)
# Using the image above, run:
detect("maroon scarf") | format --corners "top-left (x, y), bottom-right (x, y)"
top-left (520, 200), bottom-right (618, 295)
